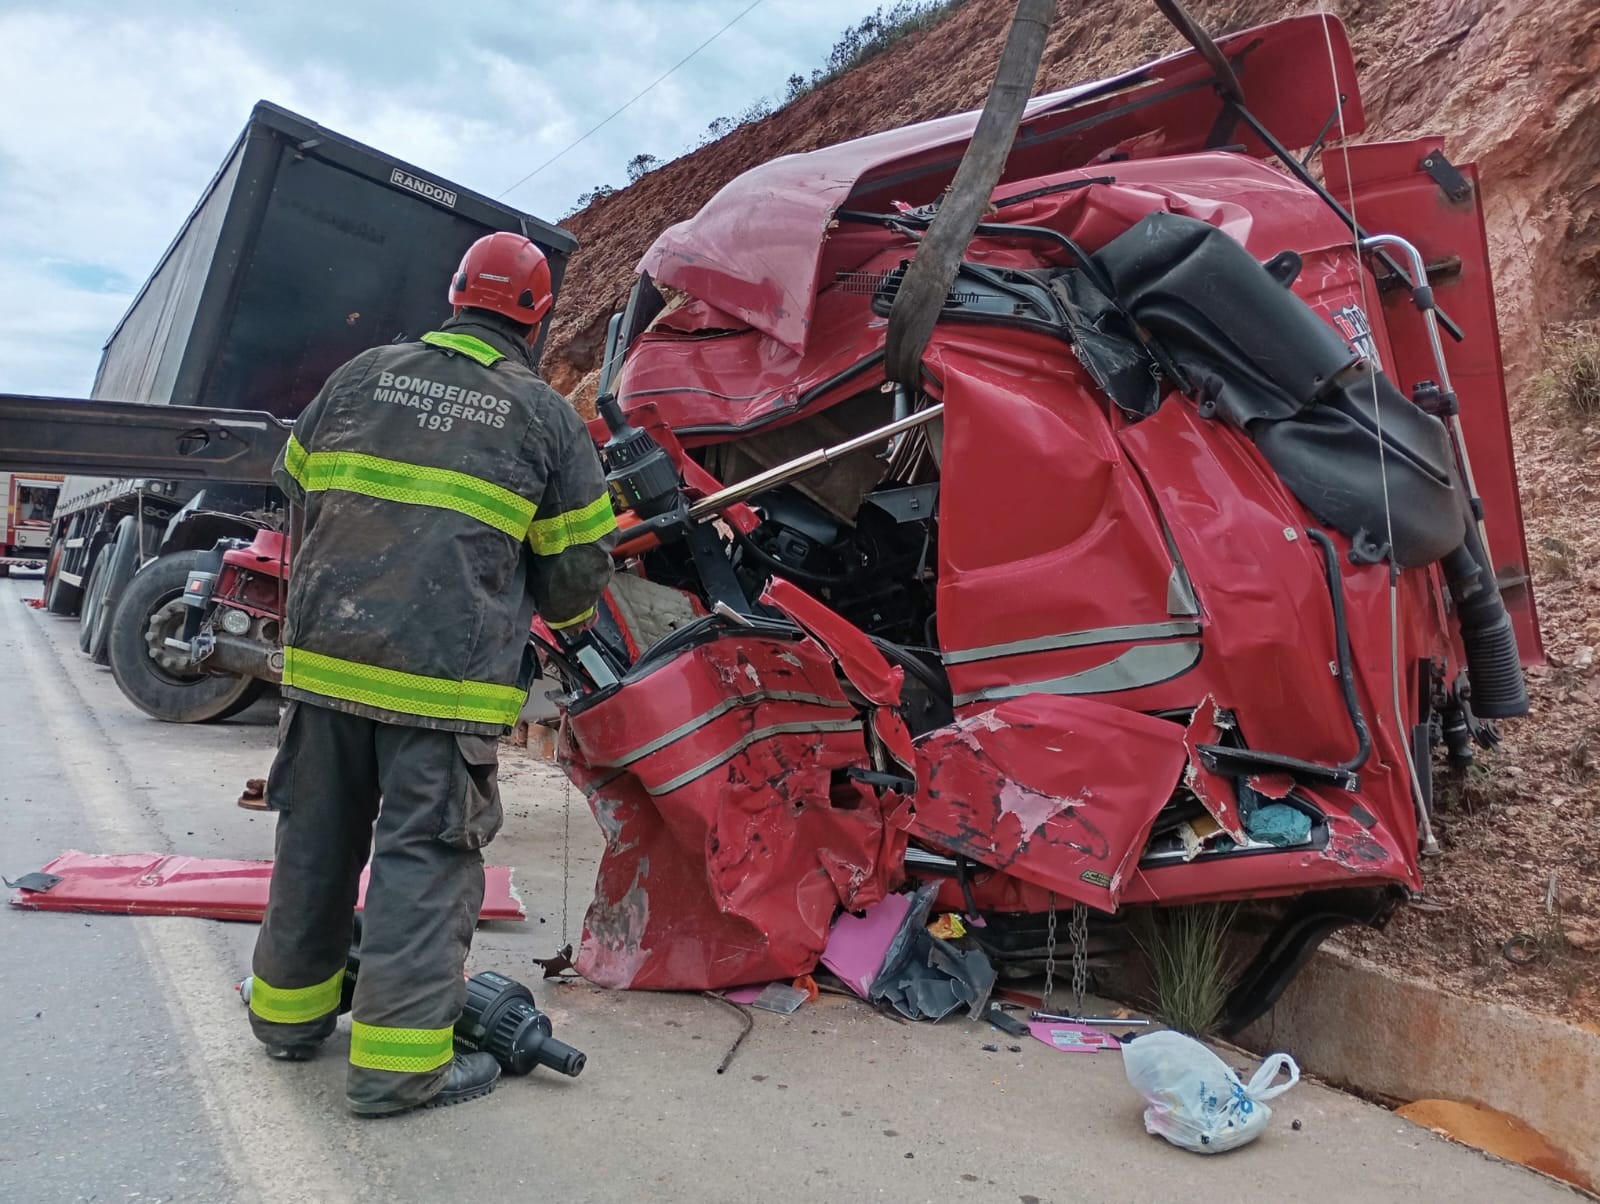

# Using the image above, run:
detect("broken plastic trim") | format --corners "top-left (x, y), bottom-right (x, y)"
top-left (605, 690), bottom-right (854, 769)
top-left (645, 719), bottom-right (865, 796)
top-left (942, 619), bottom-right (1201, 666)
top-left (951, 640), bottom-right (1201, 706)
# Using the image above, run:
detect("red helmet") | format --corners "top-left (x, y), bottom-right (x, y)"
top-left (448, 232), bottom-right (553, 330)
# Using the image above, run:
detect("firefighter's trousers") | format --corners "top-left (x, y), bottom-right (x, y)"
top-left (247, 700), bottom-right (504, 1108)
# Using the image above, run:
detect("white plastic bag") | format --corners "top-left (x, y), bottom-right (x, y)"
top-left (1122, 1030), bottom-right (1299, 1153)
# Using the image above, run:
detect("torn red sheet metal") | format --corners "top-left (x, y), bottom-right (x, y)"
top-left (1182, 696), bottom-right (1248, 842)
top-left (904, 696), bottom-right (1188, 912)
top-left (566, 628), bottom-right (907, 990)
top-left (7, 851), bottom-right (524, 921)
top-left (760, 576), bottom-right (915, 772)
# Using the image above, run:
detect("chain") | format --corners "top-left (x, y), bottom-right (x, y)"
top-left (1070, 901), bottom-right (1089, 1017)
top-left (560, 771), bottom-right (573, 949)
top-left (1042, 892), bottom-right (1057, 1006)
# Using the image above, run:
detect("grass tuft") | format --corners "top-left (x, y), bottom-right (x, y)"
top-left (1137, 904), bottom-right (1240, 1037)
top-left (1532, 322), bottom-right (1600, 422)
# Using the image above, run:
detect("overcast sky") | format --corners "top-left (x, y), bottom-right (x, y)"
top-left (0, 0), bottom-right (892, 397)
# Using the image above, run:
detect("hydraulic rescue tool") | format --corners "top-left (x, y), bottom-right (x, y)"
top-left (240, 927), bottom-right (586, 1078)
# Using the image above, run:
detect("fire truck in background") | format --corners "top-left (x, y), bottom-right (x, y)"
top-left (0, 472), bottom-right (63, 575)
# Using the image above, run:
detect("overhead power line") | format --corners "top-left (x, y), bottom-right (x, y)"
top-left (497, 0), bottom-right (768, 200)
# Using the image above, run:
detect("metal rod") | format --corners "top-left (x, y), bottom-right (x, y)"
top-left (1359, 233), bottom-right (1492, 567)
top-left (686, 404), bottom-right (945, 521)
top-left (1030, 1011), bottom-right (1152, 1026)
top-left (1149, 0), bottom-right (1462, 340)
top-left (1230, 107), bottom-right (1464, 341)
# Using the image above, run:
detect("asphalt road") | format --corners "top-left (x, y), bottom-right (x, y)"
top-left (0, 573), bottom-right (1579, 1204)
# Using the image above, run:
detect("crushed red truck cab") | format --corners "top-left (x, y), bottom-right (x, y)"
top-left (539, 15), bottom-right (1537, 1029)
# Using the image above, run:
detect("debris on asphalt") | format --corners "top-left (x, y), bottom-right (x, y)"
top-left (1029, 1021), bottom-right (1120, 1054)
top-left (749, 984), bottom-right (810, 1015)
top-left (2, 871), bottom-right (62, 892)
top-left (1397, 1099), bottom-right (1590, 1190)
top-left (821, 891), bottom-right (911, 998)
top-left (532, 945), bottom-right (577, 980)
top-left (1123, 1031), bottom-right (1300, 1153)
top-left (927, 912), bottom-right (967, 940)
top-left (866, 883), bottom-right (997, 1022)
top-left (1031, 1011), bottom-right (1151, 1026)
top-left (704, 992), bottom-right (754, 1075)
top-left (985, 1003), bottom-right (1030, 1038)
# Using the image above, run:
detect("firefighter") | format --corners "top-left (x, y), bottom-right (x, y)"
top-left (246, 232), bottom-right (615, 1116)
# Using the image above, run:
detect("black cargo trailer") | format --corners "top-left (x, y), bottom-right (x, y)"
top-left (29, 100), bottom-right (575, 722)
top-left (92, 99), bottom-right (576, 420)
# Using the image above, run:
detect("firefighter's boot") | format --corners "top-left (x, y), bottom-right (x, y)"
top-left (348, 1052), bottom-right (501, 1118)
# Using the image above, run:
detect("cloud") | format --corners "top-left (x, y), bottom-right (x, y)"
top-left (0, 0), bottom-right (888, 396)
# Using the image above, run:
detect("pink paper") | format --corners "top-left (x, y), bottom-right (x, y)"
top-left (1028, 1020), bottom-right (1121, 1052)
top-left (722, 984), bottom-right (768, 1004)
top-left (821, 891), bottom-right (914, 998)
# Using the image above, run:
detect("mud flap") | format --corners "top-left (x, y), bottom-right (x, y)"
top-left (903, 695), bottom-right (1188, 912)
top-left (567, 600), bottom-right (910, 990)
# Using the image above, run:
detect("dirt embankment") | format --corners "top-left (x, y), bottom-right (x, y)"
top-left (541, 0), bottom-right (1600, 393)
top-left (541, 0), bottom-right (1600, 1017)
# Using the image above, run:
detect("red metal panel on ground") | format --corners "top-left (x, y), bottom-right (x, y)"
top-left (8, 851), bottom-right (525, 921)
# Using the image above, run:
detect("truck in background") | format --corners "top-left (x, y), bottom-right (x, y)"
top-left (1, 472), bottom-right (63, 574)
top-left (35, 100), bottom-right (574, 722)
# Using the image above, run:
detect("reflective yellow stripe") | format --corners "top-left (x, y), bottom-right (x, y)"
top-left (288, 447), bottom-right (536, 539)
top-left (249, 968), bottom-right (343, 1026)
top-left (349, 1021), bottom-right (456, 1074)
top-left (420, 330), bottom-right (505, 367)
top-left (283, 433), bottom-right (310, 482)
top-left (282, 646), bottom-right (527, 726)
top-left (527, 492), bottom-right (618, 556)
top-left (547, 605), bottom-right (596, 631)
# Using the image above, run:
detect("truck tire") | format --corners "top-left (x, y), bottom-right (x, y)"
top-left (78, 553), bottom-right (107, 651)
top-left (84, 517), bottom-right (142, 666)
top-left (108, 549), bottom-right (265, 723)
top-left (44, 538), bottom-right (83, 616)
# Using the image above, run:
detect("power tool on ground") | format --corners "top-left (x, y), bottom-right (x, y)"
top-left (239, 924), bottom-right (586, 1078)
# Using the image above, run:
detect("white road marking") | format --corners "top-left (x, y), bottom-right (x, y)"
top-left (4, 597), bottom-right (352, 1204)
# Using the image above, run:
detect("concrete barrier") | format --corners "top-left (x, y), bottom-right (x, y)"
top-left (1239, 946), bottom-right (1599, 1189)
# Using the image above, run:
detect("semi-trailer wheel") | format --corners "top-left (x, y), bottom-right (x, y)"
top-left (84, 517), bottom-right (142, 666)
top-left (107, 549), bottom-right (264, 723)
top-left (78, 553), bottom-right (107, 651)
top-left (44, 537), bottom-right (83, 615)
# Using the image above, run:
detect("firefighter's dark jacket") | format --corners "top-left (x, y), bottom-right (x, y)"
top-left (273, 314), bottom-right (616, 735)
